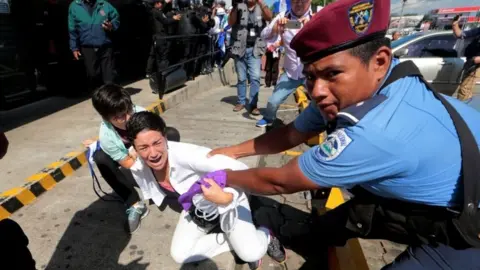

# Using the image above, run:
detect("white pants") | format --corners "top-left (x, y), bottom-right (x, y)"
top-left (170, 192), bottom-right (270, 264)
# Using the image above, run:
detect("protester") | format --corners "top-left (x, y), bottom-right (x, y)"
top-left (68, 0), bottom-right (120, 89)
top-left (229, 0), bottom-right (272, 115)
top-left (452, 16), bottom-right (480, 101)
top-left (125, 111), bottom-right (286, 269)
top-left (256, 0), bottom-right (312, 127)
top-left (205, 0), bottom-right (480, 268)
top-left (83, 84), bottom-right (149, 234)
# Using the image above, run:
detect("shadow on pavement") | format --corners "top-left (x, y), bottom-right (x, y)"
top-left (249, 195), bottom-right (329, 270)
top-left (44, 197), bottom-right (148, 270)
top-left (220, 95), bottom-right (237, 106)
top-left (180, 258), bottom-right (219, 270)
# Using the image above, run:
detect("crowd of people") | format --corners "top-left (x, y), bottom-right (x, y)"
top-left (2, 0), bottom-right (480, 269)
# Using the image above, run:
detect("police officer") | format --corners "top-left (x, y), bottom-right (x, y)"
top-left (204, 0), bottom-right (480, 268)
top-left (149, 0), bottom-right (181, 97)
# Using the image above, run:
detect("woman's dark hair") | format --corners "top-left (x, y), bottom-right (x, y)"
top-left (126, 111), bottom-right (167, 142)
top-left (92, 84), bottom-right (133, 120)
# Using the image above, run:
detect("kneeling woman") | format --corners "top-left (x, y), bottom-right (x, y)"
top-left (126, 111), bottom-right (286, 268)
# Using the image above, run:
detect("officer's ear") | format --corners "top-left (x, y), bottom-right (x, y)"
top-left (371, 46), bottom-right (391, 82)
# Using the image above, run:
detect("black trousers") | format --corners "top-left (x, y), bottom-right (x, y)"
top-left (264, 51), bottom-right (279, 87)
top-left (0, 219), bottom-right (36, 270)
top-left (81, 46), bottom-right (115, 88)
top-left (146, 42), bottom-right (156, 75)
top-left (92, 148), bottom-right (139, 207)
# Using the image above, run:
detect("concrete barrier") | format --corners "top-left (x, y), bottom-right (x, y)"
top-left (0, 62), bottom-right (237, 220)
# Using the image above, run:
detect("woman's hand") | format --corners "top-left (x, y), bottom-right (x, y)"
top-left (201, 178), bottom-right (233, 205)
top-left (82, 139), bottom-right (95, 147)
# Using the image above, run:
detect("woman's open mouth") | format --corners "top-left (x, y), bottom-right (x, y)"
top-left (149, 155), bottom-right (162, 165)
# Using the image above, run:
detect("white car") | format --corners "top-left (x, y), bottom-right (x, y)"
top-left (392, 31), bottom-right (479, 96)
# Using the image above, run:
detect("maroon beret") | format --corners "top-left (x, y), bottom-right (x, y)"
top-left (291, 0), bottom-right (390, 64)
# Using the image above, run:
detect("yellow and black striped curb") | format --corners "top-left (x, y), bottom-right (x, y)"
top-left (0, 100), bottom-right (166, 221)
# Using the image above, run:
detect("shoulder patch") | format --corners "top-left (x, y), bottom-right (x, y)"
top-left (317, 129), bottom-right (352, 161)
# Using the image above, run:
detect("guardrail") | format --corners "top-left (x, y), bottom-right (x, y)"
top-left (292, 87), bottom-right (369, 270)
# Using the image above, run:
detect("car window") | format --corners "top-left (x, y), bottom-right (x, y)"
top-left (405, 34), bottom-right (458, 58)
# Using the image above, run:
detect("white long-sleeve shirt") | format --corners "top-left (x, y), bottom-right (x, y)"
top-left (261, 9), bottom-right (312, 80)
top-left (129, 141), bottom-right (248, 207)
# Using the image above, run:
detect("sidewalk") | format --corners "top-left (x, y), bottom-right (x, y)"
top-left (7, 74), bottom-right (295, 269)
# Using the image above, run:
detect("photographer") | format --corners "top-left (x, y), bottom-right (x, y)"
top-left (452, 15), bottom-right (480, 101)
top-left (256, 0), bottom-right (311, 127)
top-left (229, 0), bottom-right (272, 115)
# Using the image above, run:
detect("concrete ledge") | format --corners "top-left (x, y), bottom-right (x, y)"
top-left (0, 62), bottom-right (236, 221)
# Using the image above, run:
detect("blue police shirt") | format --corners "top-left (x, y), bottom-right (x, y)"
top-left (295, 58), bottom-right (480, 207)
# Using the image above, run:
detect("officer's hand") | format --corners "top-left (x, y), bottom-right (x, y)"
top-left (202, 15), bottom-right (209, 23)
top-left (173, 14), bottom-right (181, 20)
top-left (207, 146), bottom-right (239, 159)
top-left (73, 50), bottom-right (81, 60)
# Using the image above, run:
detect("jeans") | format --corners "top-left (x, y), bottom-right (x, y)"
top-left (235, 47), bottom-right (261, 107)
top-left (264, 73), bottom-right (305, 122)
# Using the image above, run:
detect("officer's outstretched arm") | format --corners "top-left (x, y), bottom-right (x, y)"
top-left (225, 157), bottom-right (320, 195)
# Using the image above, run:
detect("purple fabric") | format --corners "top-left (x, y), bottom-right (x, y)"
top-left (178, 170), bottom-right (227, 211)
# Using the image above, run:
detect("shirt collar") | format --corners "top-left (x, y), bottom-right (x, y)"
top-left (286, 8), bottom-right (312, 20)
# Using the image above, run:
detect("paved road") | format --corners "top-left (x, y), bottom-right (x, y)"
top-left (8, 83), bottom-right (289, 270)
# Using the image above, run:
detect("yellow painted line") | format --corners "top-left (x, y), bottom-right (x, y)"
top-left (59, 163), bottom-right (74, 177)
top-left (77, 152), bottom-right (87, 165)
top-left (1, 187), bottom-right (24, 197)
top-left (26, 173), bottom-right (57, 190)
top-left (0, 206), bottom-right (10, 221)
top-left (15, 188), bottom-right (36, 206)
top-left (282, 150), bottom-right (303, 157)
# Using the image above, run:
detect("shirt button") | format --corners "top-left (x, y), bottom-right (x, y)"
top-left (356, 223), bottom-right (363, 229)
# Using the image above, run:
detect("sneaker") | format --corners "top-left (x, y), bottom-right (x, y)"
top-left (125, 202), bottom-right (150, 234)
top-left (256, 118), bottom-right (273, 127)
top-left (267, 233), bottom-right (287, 264)
top-left (247, 259), bottom-right (262, 270)
top-left (233, 104), bottom-right (245, 112)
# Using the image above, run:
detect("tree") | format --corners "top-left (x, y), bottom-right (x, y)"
top-left (311, 0), bottom-right (335, 8)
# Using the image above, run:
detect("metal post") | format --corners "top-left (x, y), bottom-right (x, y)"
top-left (398, 0), bottom-right (407, 33)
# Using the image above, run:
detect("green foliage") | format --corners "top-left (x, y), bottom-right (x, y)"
top-left (311, 0), bottom-right (335, 8)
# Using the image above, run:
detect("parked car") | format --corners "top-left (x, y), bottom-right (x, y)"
top-left (392, 30), bottom-right (479, 96)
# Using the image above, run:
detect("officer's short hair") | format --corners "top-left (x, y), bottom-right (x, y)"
top-left (92, 84), bottom-right (134, 120)
top-left (349, 37), bottom-right (391, 66)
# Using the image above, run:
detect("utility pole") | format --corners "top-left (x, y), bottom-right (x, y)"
top-left (398, 0), bottom-right (407, 32)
